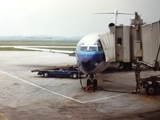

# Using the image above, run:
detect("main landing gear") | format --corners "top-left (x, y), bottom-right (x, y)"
top-left (84, 74), bottom-right (98, 92)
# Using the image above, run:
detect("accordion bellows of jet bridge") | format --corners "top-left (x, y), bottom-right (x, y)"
top-left (99, 32), bottom-right (115, 62)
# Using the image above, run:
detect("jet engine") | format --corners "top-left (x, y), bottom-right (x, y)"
top-left (108, 23), bottom-right (115, 28)
top-left (108, 23), bottom-right (115, 33)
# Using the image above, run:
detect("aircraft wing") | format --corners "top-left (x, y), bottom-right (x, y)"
top-left (14, 46), bottom-right (76, 56)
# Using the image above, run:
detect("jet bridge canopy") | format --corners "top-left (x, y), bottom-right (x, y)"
top-left (99, 32), bottom-right (116, 62)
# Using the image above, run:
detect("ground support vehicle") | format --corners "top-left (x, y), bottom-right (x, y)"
top-left (32, 66), bottom-right (83, 79)
top-left (140, 75), bottom-right (160, 95)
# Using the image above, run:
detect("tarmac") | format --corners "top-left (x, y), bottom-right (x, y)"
top-left (0, 51), bottom-right (160, 120)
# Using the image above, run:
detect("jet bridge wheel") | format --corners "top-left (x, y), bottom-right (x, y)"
top-left (123, 62), bottom-right (132, 70)
top-left (146, 84), bottom-right (158, 95)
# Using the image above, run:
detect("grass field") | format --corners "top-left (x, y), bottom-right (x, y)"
top-left (0, 39), bottom-right (79, 51)
top-left (0, 39), bottom-right (79, 46)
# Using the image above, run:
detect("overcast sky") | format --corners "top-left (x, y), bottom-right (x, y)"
top-left (0, 0), bottom-right (159, 37)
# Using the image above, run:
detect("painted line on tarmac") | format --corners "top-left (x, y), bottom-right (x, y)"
top-left (0, 70), bottom-right (128, 104)
top-left (0, 70), bottom-right (84, 104)
top-left (0, 112), bottom-right (8, 120)
top-left (81, 93), bottom-right (128, 103)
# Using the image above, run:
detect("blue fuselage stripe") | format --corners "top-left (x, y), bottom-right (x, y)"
top-left (76, 50), bottom-right (104, 72)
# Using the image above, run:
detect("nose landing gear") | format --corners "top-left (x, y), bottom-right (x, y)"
top-left (84, 74), bottom-right (98, 92)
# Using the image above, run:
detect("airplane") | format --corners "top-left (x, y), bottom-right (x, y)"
top-left (15, 9), bottom-right (135, 90)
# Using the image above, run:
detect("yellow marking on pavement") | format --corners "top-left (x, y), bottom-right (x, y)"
top-left (145, 96), bottom-right (160, 102)
top-left (0, 112), bottom-right (8, 120)
top-left (144, 96), bottom-right (152, 102)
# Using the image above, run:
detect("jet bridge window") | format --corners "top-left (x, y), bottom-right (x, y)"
top-left (117, 38), bottom-right (122, 45)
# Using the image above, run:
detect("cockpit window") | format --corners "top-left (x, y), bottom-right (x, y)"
top-left (78, 38), bottom-right (103, 52)
top-left (80, 46), bottom-right (88, 51)
top-left (89, 46), bottom-right (97, 51)
top-left (80, 45), bottom-right (98, 52)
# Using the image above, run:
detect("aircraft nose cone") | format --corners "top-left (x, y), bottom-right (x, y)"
top-left (81, 58), bottom-right (90, 67)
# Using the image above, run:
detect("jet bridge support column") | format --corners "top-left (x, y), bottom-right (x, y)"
top-left (131, 12), bottom-right (143, 61)
top-left (132, 12), bottom-right (143, 93)
top-left (133, 61), bottom-right (141, 93)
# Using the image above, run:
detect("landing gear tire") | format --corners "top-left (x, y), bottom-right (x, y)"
top-left (43, 72), bottom-right (49, 78)
top-left (123, 62), bottom-right (132, 70)
top-left (146, 84), bottom-right (157, 95)
top-left (85, 75), bottom-right (98, 92)
top-left (93, 79), bottom-right (97, 92)
top-left (72, 73), bottom-right (78, 79)
top-left (87, 79), bottom-right (91, 87)
top-left (93, 79), bottom-right (97, 87)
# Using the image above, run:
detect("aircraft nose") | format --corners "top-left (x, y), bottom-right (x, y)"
top-left (81, 58), bottom-right (90, 67)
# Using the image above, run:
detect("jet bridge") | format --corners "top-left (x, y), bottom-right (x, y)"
top-left (99, 17), bottom-right (160, 71)
top-left (99, 13), bottom-right (160, 95)
top-left (99, 25), bottom-right (133, 69)
top-left (99, 12), bottom-right (145, 70)
top-left (141, 20), bottom-right (160, 69)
